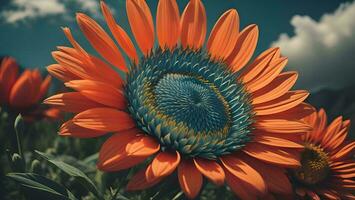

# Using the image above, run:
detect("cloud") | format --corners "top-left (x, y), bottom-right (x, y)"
top-left (0, 0), bottom-right (102, 24)
top-left (272, 1), bottom-right (355, 91)
top-left (0, 0), bottom-right (66, 23)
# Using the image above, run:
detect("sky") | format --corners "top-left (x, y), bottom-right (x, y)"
top-left (0, 0), bottom-right (354, 91)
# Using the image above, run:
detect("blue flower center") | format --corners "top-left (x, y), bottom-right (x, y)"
top-left (154, 74), bottom-right (230, 134)
top-left (125, 48), bottom-right (254, 159)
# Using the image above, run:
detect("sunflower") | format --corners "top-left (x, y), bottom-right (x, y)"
top-left (44, 0), bottom-right (313, 198)
top-left (0, 56), bottom-right (59, 121)
top-left (289, 108), bottom-right (355, 200)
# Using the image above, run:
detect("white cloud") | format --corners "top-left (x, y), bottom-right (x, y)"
top-left (0, 0), bottom-right (102, 24)
top-left (272, 1), bottom-right (355, 91)
top-left (1, 0), bottom-right (66, 23)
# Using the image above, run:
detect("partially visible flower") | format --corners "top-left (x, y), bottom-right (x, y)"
top-left (0, 57), bottom-right (60, 120)
top-left (290, 108), bottom-right (355, 200)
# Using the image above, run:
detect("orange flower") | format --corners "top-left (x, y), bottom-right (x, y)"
top-left (290, 108), bottom-right (355, 200)
top-left (0, 57), bottom-right (60, 120)
top-left (45, 0), bottom-right (312, 198)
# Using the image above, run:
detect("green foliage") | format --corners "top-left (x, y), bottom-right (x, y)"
top-left (7, 173), bottom-right (77, 200)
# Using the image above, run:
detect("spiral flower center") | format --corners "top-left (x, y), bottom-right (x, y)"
top-left (294, 144), bottom-right (330, 185)
top-left (154, 74), bottom-right (230, 134)
top-left (125, 48), bottom-right (254, 159)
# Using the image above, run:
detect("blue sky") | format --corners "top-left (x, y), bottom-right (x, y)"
top-left (0, 0), bottom-right (354, 90)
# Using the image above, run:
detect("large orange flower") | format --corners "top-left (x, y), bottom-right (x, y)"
top-left (290, 108), bottom-right (355, 200)
top-left (44, 0), bottom-right (312, 198)
top-left (0, 57), bottom-right (59, 120)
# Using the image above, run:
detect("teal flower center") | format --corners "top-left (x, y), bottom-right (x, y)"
top-left (154, 74), bottom-right (230, 134)
top-left (125, 48), bottom-right (254, 159)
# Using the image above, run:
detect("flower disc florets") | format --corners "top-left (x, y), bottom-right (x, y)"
top-left (125, 48), bottom-right (254, 159)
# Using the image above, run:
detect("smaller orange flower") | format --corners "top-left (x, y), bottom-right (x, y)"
top-left (0, 57), bottom-right (60, 120)
top-left (290, 108), bottom-right (355, 200)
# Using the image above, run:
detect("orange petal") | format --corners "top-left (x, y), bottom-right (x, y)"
top-left (207, 9), bottom-right (239, 60)
top-left (76, 13), bottom-right (127, 72)
top-left (125, 135), bottom-right (160, 156)
top-left (240, 154), bottom-right (293, 194)
top-left (331, 141), bottom-right (355, 161)
top-left (59, 120), bottom-right (107, 138)
top-left (255, 118), bottom-right (311, 133)
top-left (321, 116), bottom-right (342, 148)
top-left (29, 70), bottom-right (42, 105)
top-left (243, 143), bottom-right (300, 167)
top-left (35, 75), bottom-right (51, 101)
top-left (72, 108), bottom-right (135, 132)
top-left (42, 108), bottom-right (62, 120)
top-left (156, 0), bottom-right (180, 50)
top-left (126, 0), bottom-right (154, 56)
top-left (65, 80), bottom-right (126, 109)
top-left (253, 135), bottom-right (303, 148)
top-left (0, 57), bottom-right (19, 104)
top-left (269, 102), bottom-right (315, 121)
top-left (100, 1), bottom-right (138, 62)
top-left (56, 45), bottom-right (124, 88)
top-left (97, 129), bottom-right (148, 171)
top-left (194, 158), bottom-right (225, 185)
top-left (226, 24), bottom-right (259, 72)
top-left (52, 50), bottom-right (92, 80)
top-left (246, 57), bottom-right (288, 92)
top-left (252, 72), bottom-right (298, 104)
top-left (178, 159), bottom-right (203, 199)
top-left (220, 155), bottom-right (266, 196)
top-left (127, 165), bottom-right (163, 191)
top-left (254, 91), bottom-right (310, 116)
top-left (62, 27), bottom-right (89, 57)
top-left (180, 0), bottom-right (206, 49)
top-left (225, 170), bottom-right (258, 200)
top-left (44, 92), bottom-right (102, 113)
top-left (9, 70), bottom-right (35, 108)
top-left (148, 151), bottom-right (180, 182)
top-left (239, 47), bottom-right (279, 83)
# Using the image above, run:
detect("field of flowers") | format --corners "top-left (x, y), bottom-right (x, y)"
top-left (0, 0), bottom-right (354, 199)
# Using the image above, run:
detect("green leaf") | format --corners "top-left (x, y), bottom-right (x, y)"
top-left (7, 173), bottom-right (77, 200)
top-left (35, 150), bottom-right (103, 200)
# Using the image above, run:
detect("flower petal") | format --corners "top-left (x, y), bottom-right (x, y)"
top-left (44, 92), bottom-right (102, 113)
top-left (207, 9), bottom-right (239, 60)
top-left (225, 170), bottom-right (258, 200)
top-left (149, 151), bottom-right (180, 181)
top-left (178, 159), bottom-right (203, 199)
top-left (47, 64), bottom-right (79, 82)
top-left (194, 158), bottom-right (225, 185)
top-left (72, 108), bottom-right (135, 132)
top-left (221, 155), bottom-right (266, 196)
top-left (254, 91), bottom-right (310, 116)
top-left (252, 72), bottom-right (298, 104)
top-left (226, 24), bottom-right (259, 72)
top-left (9, 70), bottom-right (36, 108)
top-left (76, 13), bottom-right (127, 72)
top-left (125, 135), bottom-right (160, 156)
top-left (180, 0), bottom-right (206, 49)
top-left (0, 57), bottom-right (19, 104)
top-left (59, 120), bottom-right (107, 138)
top-left (100, 1), bottom-right (138, 62)
top-left (239, 47), bottom-right (279, 83)
top-left (243, 143), bottom-right (300, 167)
top-left (246, 57), bottom-right (288, 92)
top-left (65, 80), bottom-right (126, 109)
top-left (156, 0), bottom-right (180, 50)
top-left (97, 129), bottom-right (150, 171)
top-left (255, 118), bottom-right (311, 133)
top-left (126, 165), bottom-right (163, 191)
top-left (126, 0), bottom-right (154, 56)
top-left (240, 153), bottom-right (293, 194)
